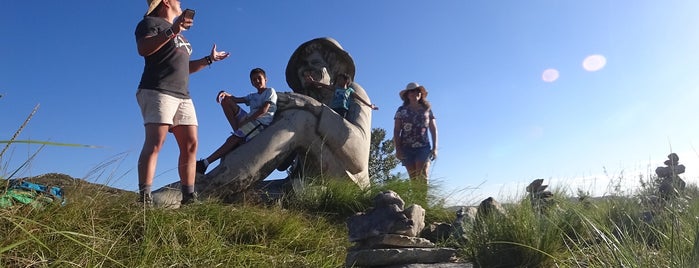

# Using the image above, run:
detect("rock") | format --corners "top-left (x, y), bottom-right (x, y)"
top-left (525, 179), bottom-right (556, 213)
top-left (345, 248), bottom-right (458, 267)
top-left (667, 153), bottom-right (679, 165)
top-left (659, 176), bottom-right (686, 199)
top-left (401, 204), bottom-right (426, 237)
top-left (346, 191), bottom-right (468, 267)
top-left (347, 191), bottom-right (415, 242)
top-left (374, 190), bottom-right (406, 210)
top-left (350, 234), bottom-right (435, 250)
top-left (476, 197), bottom-right (505, 219)
top-left (151, 186), bottom-right (183, 208)
top-left (655, 165), bottom-right (685, 178)
top-left (654, 153), bottom-right (687, 201)
top-left (526, 179), bottom-right (547, 193)
top-left (419, 222), bottom-right (453, 243)
top-left (452, 207), bottom-right (477, 243)
top-left (379, 264), bottom-right (473, 268)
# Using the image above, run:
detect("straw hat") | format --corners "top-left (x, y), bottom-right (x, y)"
top-left (145, 0), bottom-right (162, 16)
top-left (399, 82), bottom-right (428, 101)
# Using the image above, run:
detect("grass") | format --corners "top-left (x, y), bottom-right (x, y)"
top-left (464, 183), bottom-right (699, 267)
top-left (3, 107), bottom-right (699, 267)
top-left (0, 173), bottom-right (457, 267)
top-left (0, 182), bottom-right (350, 267)
top-left (2, 173), bottom-right (698, 267)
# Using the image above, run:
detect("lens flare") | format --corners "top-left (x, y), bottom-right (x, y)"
top-left (582, 54), bottom-right (606, 72)
top-left (542, 69), bottom-right (559, 82)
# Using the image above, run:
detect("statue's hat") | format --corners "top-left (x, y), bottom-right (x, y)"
top-left (286, 37), bottom-right (356, 92)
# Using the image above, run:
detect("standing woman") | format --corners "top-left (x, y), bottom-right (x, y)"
top-left (135, 0), bottom-right (229, 205)
top-left (394, 82), bottom-right (438, 183)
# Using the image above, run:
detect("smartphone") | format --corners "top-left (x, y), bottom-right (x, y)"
top-left (182, 9), bottom-right (195, 20)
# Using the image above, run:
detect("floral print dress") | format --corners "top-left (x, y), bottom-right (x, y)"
top-left (394, 105), bottom-right (435, 149)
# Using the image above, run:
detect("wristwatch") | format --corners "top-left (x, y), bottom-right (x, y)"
top-left (164, 28), bottom-right (175, 39)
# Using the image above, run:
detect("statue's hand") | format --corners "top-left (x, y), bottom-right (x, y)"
top-left (277, 92), bottom-right (323, 116)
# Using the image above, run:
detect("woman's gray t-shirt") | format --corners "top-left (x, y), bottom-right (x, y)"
top-left (135, 16), bottom-right (192, 99)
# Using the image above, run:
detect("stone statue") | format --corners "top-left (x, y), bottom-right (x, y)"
top-left (153, 38), bottom-right (373, 206)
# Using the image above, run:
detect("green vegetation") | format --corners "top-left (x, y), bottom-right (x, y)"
top-left (368, 128), bottom-right (401, 184)
top-left (3, 110), bottom-right (699, 267)
top-left (0, 175), bottom-right (457, 267)
top-left (1, 173), bottom-right (698, 267)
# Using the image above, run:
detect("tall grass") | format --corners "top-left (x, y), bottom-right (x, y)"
top-left (0, 184), bottom-right (351, 267)
top-left (3, 105), bottom-right (699, 266)
top-left (462, 181), bottom-right (699, 267)
top-left (2, 170), bottom-right (699, 267)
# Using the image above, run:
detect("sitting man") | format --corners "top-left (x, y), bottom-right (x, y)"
top-left (196, 67), bottom-right (277, 174)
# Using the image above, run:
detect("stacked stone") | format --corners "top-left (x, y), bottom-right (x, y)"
top-left (526, 179), bottom-right (554, 213)
top-left (655, 153), bottom-right (686, 200)
top-left (345, 190), bottom-right (469, 267)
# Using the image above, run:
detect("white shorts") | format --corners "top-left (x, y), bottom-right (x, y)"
top-left (136, 88), bottom-right (198, 126)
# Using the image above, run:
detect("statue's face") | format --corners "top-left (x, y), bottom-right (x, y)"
top-left (298, 50), bottom-right (331, 89)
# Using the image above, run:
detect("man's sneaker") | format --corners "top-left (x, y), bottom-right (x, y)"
top-left (137, 193), bottom-right (154, 207)
top-left (181, 192), bottom-right (200, 205)
top-left (196, 160), bottom-right (208, 174)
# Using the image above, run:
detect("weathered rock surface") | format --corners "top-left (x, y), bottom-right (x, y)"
top-left (350, 234), bottom-right (435, 250)
top-left (346, 191), bottom-right (469, 267)
top-left (345, 247), bottom-right (458, 267)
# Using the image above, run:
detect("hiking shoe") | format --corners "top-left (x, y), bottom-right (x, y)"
top-left (138, 193), bottom-right (154, 207)
top-left (196, 160), bottom-right (208, 174)
top-left (181, 192), bottom-right (200, 205)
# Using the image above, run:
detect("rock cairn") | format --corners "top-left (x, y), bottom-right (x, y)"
top-left (526, 179), bottom-right (554, 213)
top-left (655, 153), bottom-right (686, 200)
top-left (450, 206), bottom-right (478, 244)
top-left (640, 153), bottom-right (689, 217)
top-left (636, 153), bottom-right (690, 247)
top-left (345, 190), bottom-right (468, 267)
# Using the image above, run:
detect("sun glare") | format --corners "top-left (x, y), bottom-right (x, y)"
top-left (542, 68), bottom-right (559, 82)
top-left (582, 54), bottom-right (606, 72)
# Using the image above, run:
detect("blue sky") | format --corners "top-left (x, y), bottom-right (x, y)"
top-left (2, 1), bottom-right (699, 204)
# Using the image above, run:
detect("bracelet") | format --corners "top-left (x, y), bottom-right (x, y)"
top-left (204, 56), bottom-right (213, 65)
